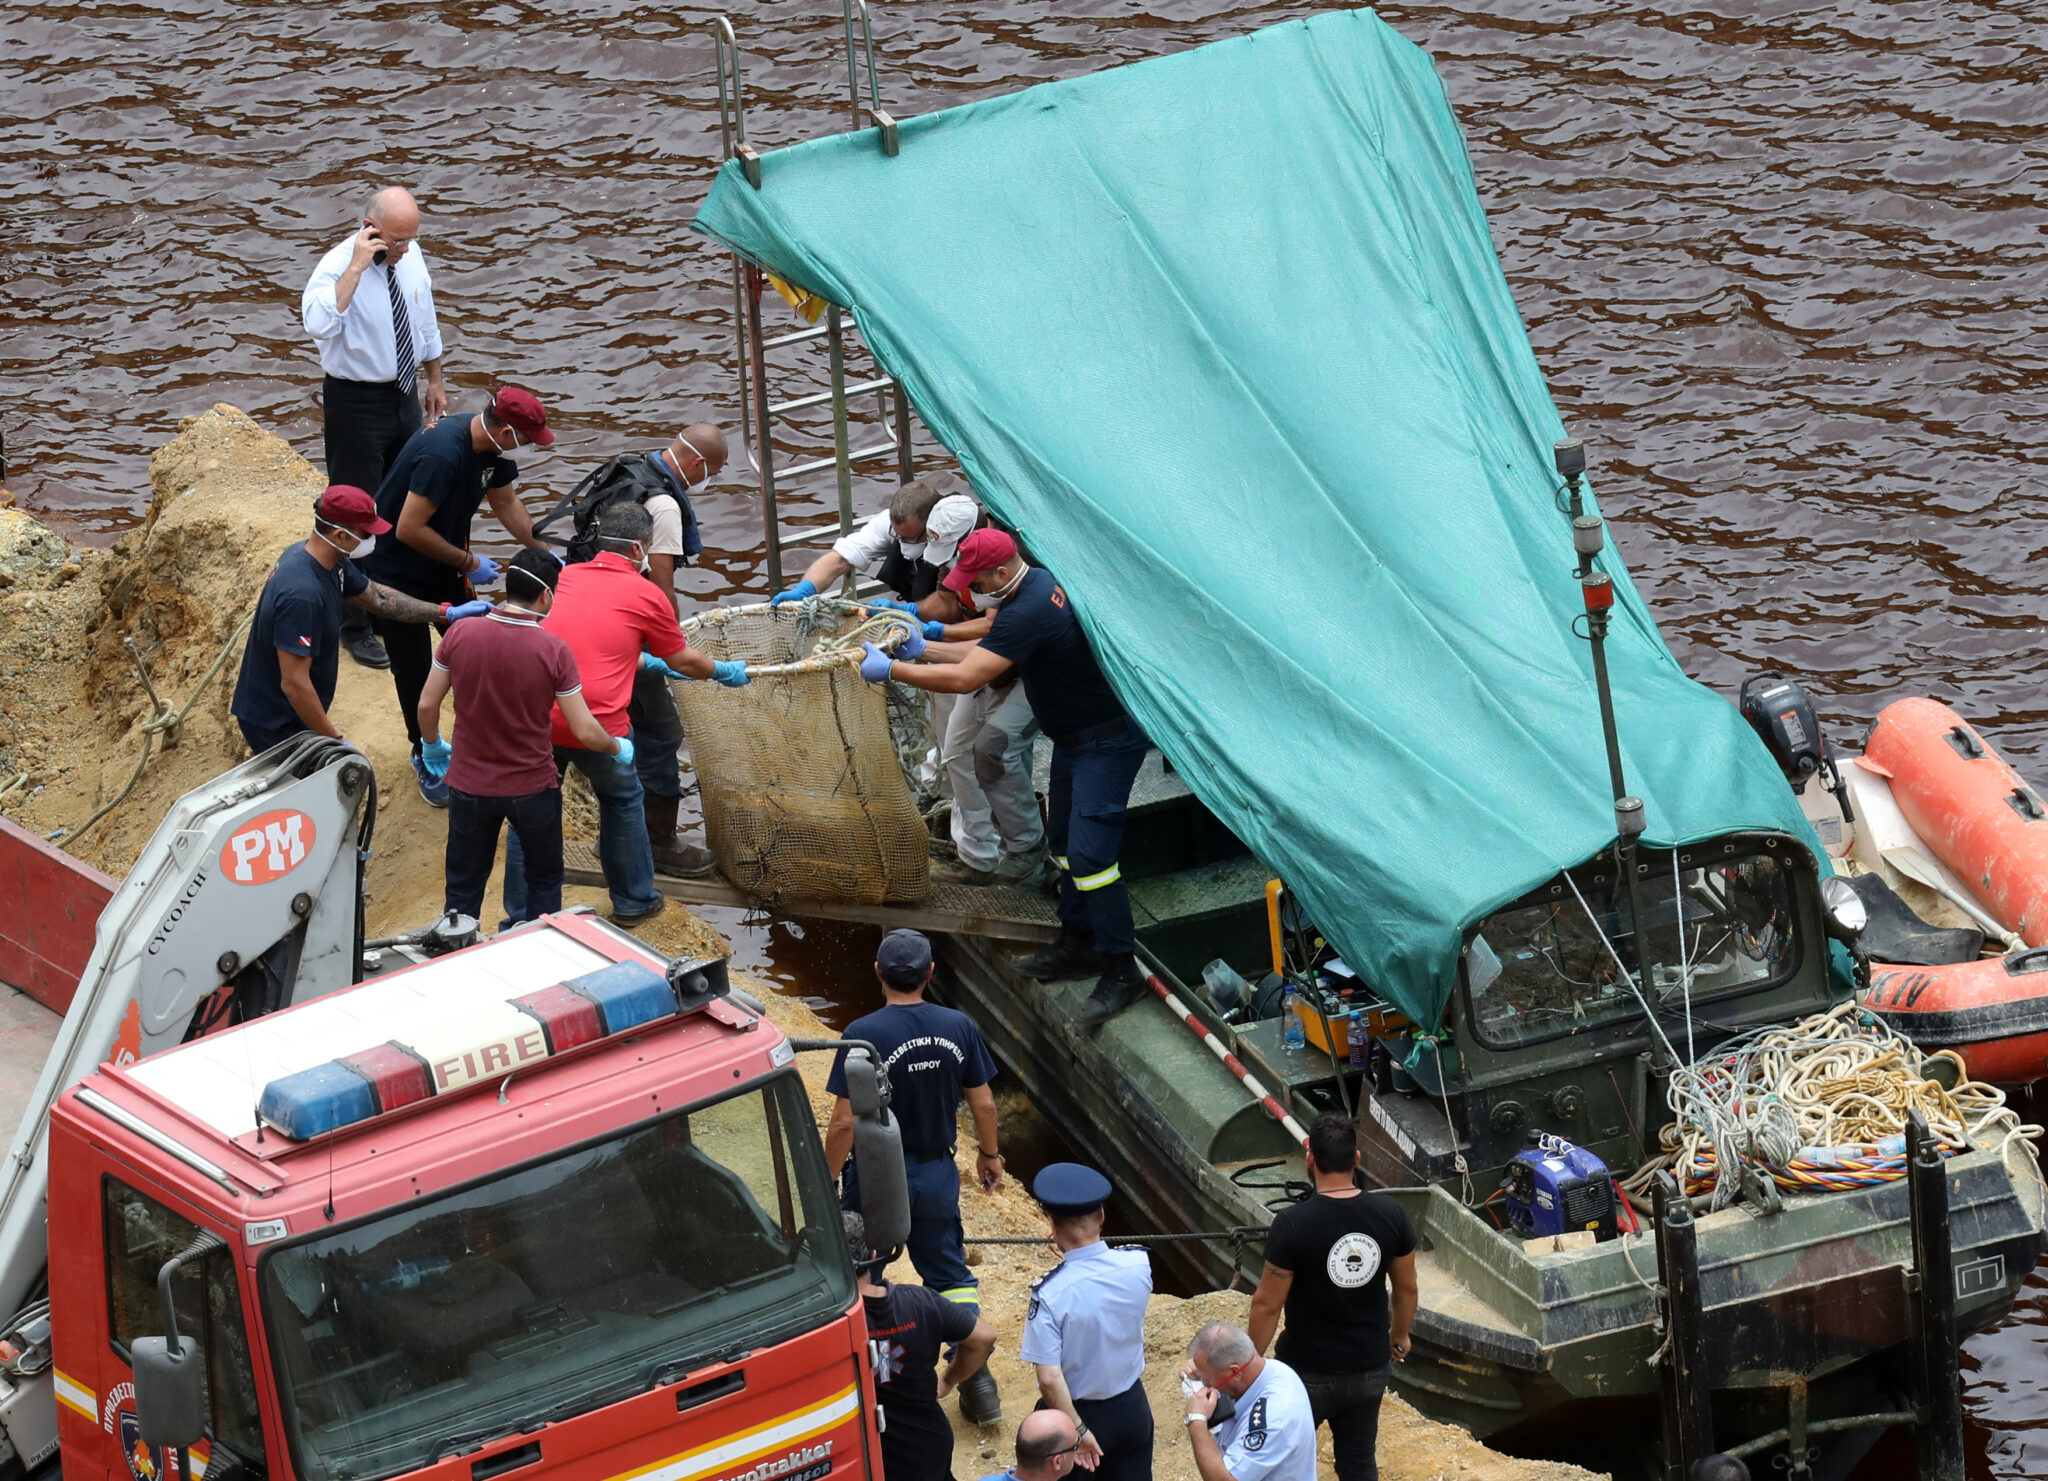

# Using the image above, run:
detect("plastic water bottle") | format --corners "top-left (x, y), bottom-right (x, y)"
top-left (1202, 959), bottom-right (1250, 1010)
top-left (1281, 983), bottom-right (1308, 1052)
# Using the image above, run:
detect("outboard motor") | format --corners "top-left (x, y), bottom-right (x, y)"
top-left (1740, 672), bottom-right (1824, 787)
top-left (1738, 671), bottom-right (1856, 854)
top-left (1502, 1132), bottom-right (1618, 1242)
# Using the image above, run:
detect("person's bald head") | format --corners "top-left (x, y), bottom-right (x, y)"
top-left (1013, 1410), bottom-right (1077, 1481)
top-left (364, 187), bottom-right (421, 264)
top-left (668, 424), bottom-right (728, 484)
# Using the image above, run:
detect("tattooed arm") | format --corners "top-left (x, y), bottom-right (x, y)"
top-left (346, 582), bottom-right (455, 624)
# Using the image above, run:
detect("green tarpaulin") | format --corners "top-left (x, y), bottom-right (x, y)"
top-left (693, 8), bottom-right (1818, 1027)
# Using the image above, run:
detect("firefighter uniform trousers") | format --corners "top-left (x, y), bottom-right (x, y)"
top-left (1046, 722), bottom-right (1151, 953)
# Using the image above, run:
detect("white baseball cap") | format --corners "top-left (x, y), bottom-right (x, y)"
top-left (924, 494), bottom-right (980, 565)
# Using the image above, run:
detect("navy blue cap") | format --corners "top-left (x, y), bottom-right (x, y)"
top-left (876, 928), bottom-right (934, 987)
top-left (1033, 1162), bottom-right (1113, 1217)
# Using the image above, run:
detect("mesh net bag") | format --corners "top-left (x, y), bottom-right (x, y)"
top-left (676, 599), bottom-right (932, 904)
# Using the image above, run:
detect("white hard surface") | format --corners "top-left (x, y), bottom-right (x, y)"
top-left (125, 927), bottom-right (616, 1140)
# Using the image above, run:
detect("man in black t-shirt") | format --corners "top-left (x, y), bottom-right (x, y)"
top-left (230, 484), bottom-right (488, 754)
top-left (1247, 1115), bottom-right (1417, 1481)
top-left (356, 386), bottom-right (558, 806)
top-left (848, 1212), bottom-right (997, 1481)
top-left (859, 530), bottom-right (1153, 1027)
top-left (825, 931), bottom-right (1006, 1423)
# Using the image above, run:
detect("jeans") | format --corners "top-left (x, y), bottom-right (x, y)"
top-left (446, 787), bottom-right (563, 922)
top-left (323, 374), bottom-right (419, 646)
top-left (627, 664), bottom-right (685, 800)
top-left (1298, 1366), bottom-right (1392, 1481)
top-left (943, 681), bottom-right (1043, 872)
top-left (841, 1153), bottom-right (978, 1309)
top-left (1047, 724), bottom-right (1151, 955)
top-left (503, 746), bottom-right (661, 919)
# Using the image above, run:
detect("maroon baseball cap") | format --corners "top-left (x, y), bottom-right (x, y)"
top-left (316, 484), bottom-right (392, 534)
top-left (490, 386), bottom-right (556, 446)
top-left (941, 528), bottom-right (1018, 592)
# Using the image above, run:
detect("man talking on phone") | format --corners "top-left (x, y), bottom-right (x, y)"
top-left (302, 185), bottom-right (448, 672)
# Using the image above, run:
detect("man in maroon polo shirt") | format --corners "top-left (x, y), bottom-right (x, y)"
top-left (415, 548), bottom-right (622, 925)
top-left (501, 502), bottom-right (748, 922)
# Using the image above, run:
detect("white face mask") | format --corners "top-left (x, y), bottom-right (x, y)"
top-left (970, 562), bottom-right (1028, 612)
top-left (1180, 1373), bottom-right (1205, 1401)
top-left (315, 522), bottom-right (373, 561)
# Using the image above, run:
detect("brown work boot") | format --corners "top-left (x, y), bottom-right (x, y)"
top-left (644, 793), bottom-right (719, 879)
top-left (932, 857), bottom-right (997, 888)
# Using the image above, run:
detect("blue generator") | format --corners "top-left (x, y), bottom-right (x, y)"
top-left (1503, 1133), bottom-right (1619, 1241)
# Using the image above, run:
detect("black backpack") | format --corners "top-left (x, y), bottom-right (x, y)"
top-left (533, 453), bottom-right (678, 565)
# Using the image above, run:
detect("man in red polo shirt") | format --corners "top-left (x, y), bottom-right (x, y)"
top-left (415, 549), bottom-right (622, 925)
top-left (502, 502), bottom-right (748, 922)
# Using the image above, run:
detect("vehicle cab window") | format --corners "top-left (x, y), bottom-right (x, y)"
top-left (1463, 845), bottom-right (1801, 1048)
top-left (104, 1179), bottom-right (268, 1475)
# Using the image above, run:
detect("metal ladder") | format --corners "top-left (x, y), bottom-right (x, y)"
top-left (707, 7), bottom-right (915, 594)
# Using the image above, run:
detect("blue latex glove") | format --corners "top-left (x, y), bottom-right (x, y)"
top-left (771, 579), bottom-right (819, 608)
top-left (639, 651), bottom-right (683, 680)
top-left (893, 624), bottom-right (927, 661)
top-left (712, 660), bottom-right (750, 688)
top-left (443, 600), bottom-right (491, 622)
top-left (864, 597), bottom-right (919, 618)
top-left (419, 739), bottom-right (453, 781)
top-left (536, 546), bottom-right (565, 568)
top-left (858, 642), bottom-right (893, 683)
top-left (468, 554), bottom-right (502, 587)
top-left (610, 735), bottom-right (636, 767)
top-left (921, 620), bottom-right (946, 642)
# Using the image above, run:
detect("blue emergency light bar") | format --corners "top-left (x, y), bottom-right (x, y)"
top-left (258, 961), bottom-right (680, 1141)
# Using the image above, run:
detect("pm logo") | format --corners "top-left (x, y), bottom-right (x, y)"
top-left (220, 809), bottom-right (316, 884)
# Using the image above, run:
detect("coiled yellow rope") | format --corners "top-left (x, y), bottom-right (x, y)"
top-left (1625, 1002), bottom-right (2041, 1207)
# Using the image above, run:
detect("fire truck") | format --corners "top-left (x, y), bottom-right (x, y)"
top-left (0, 737), bottom-right (909, 1481)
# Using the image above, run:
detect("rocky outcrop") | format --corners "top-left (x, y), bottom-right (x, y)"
top-left (0, 508), bottom-right (75, 591)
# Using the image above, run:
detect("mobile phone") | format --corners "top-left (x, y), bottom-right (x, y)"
top-left (365, 219), bottom-right (387, 267)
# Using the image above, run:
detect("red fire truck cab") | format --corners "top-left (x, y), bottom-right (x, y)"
top-left (45, 913), bottom-right (883, 1481)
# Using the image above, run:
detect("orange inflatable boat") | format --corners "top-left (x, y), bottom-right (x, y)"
top-left (1859, 696), bottom-right (2048, 1081)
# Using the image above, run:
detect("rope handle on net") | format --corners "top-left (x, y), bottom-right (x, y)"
top-left (681, 597), bottom-right (920, 679)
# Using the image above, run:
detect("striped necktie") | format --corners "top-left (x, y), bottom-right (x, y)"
top-left (385, 261), bottom-right (417, 396)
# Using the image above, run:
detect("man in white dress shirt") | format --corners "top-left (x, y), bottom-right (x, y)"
top-left (302, 186), bottom-right (447, 671)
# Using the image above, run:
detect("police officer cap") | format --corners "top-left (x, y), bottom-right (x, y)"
top-left (1033, 1162), bottom-right (1112, 1217)
top-left (876, 929), bottom-right (933, 987)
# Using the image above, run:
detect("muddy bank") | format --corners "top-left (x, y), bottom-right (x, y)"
top-left (0, 406), bottom-right (1599, 1481)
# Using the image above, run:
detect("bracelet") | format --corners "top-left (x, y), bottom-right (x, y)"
top-left (978, 1147), bottom-right (1001, 1158)
top-left (1073, 1424), bottom-right (1089, 1441)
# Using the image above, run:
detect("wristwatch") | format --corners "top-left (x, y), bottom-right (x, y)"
top-left (1184, 1414), bottom-right (1208, 1428)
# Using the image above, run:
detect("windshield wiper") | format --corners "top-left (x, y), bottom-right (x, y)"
top-left (427, 1422), bottom-right (528, 1462)
top-left (649, 1340), bottom-right (752, 1391)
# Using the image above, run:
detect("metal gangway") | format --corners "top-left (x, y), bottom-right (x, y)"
top-left (705, 6), bottom-right (915, 594)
